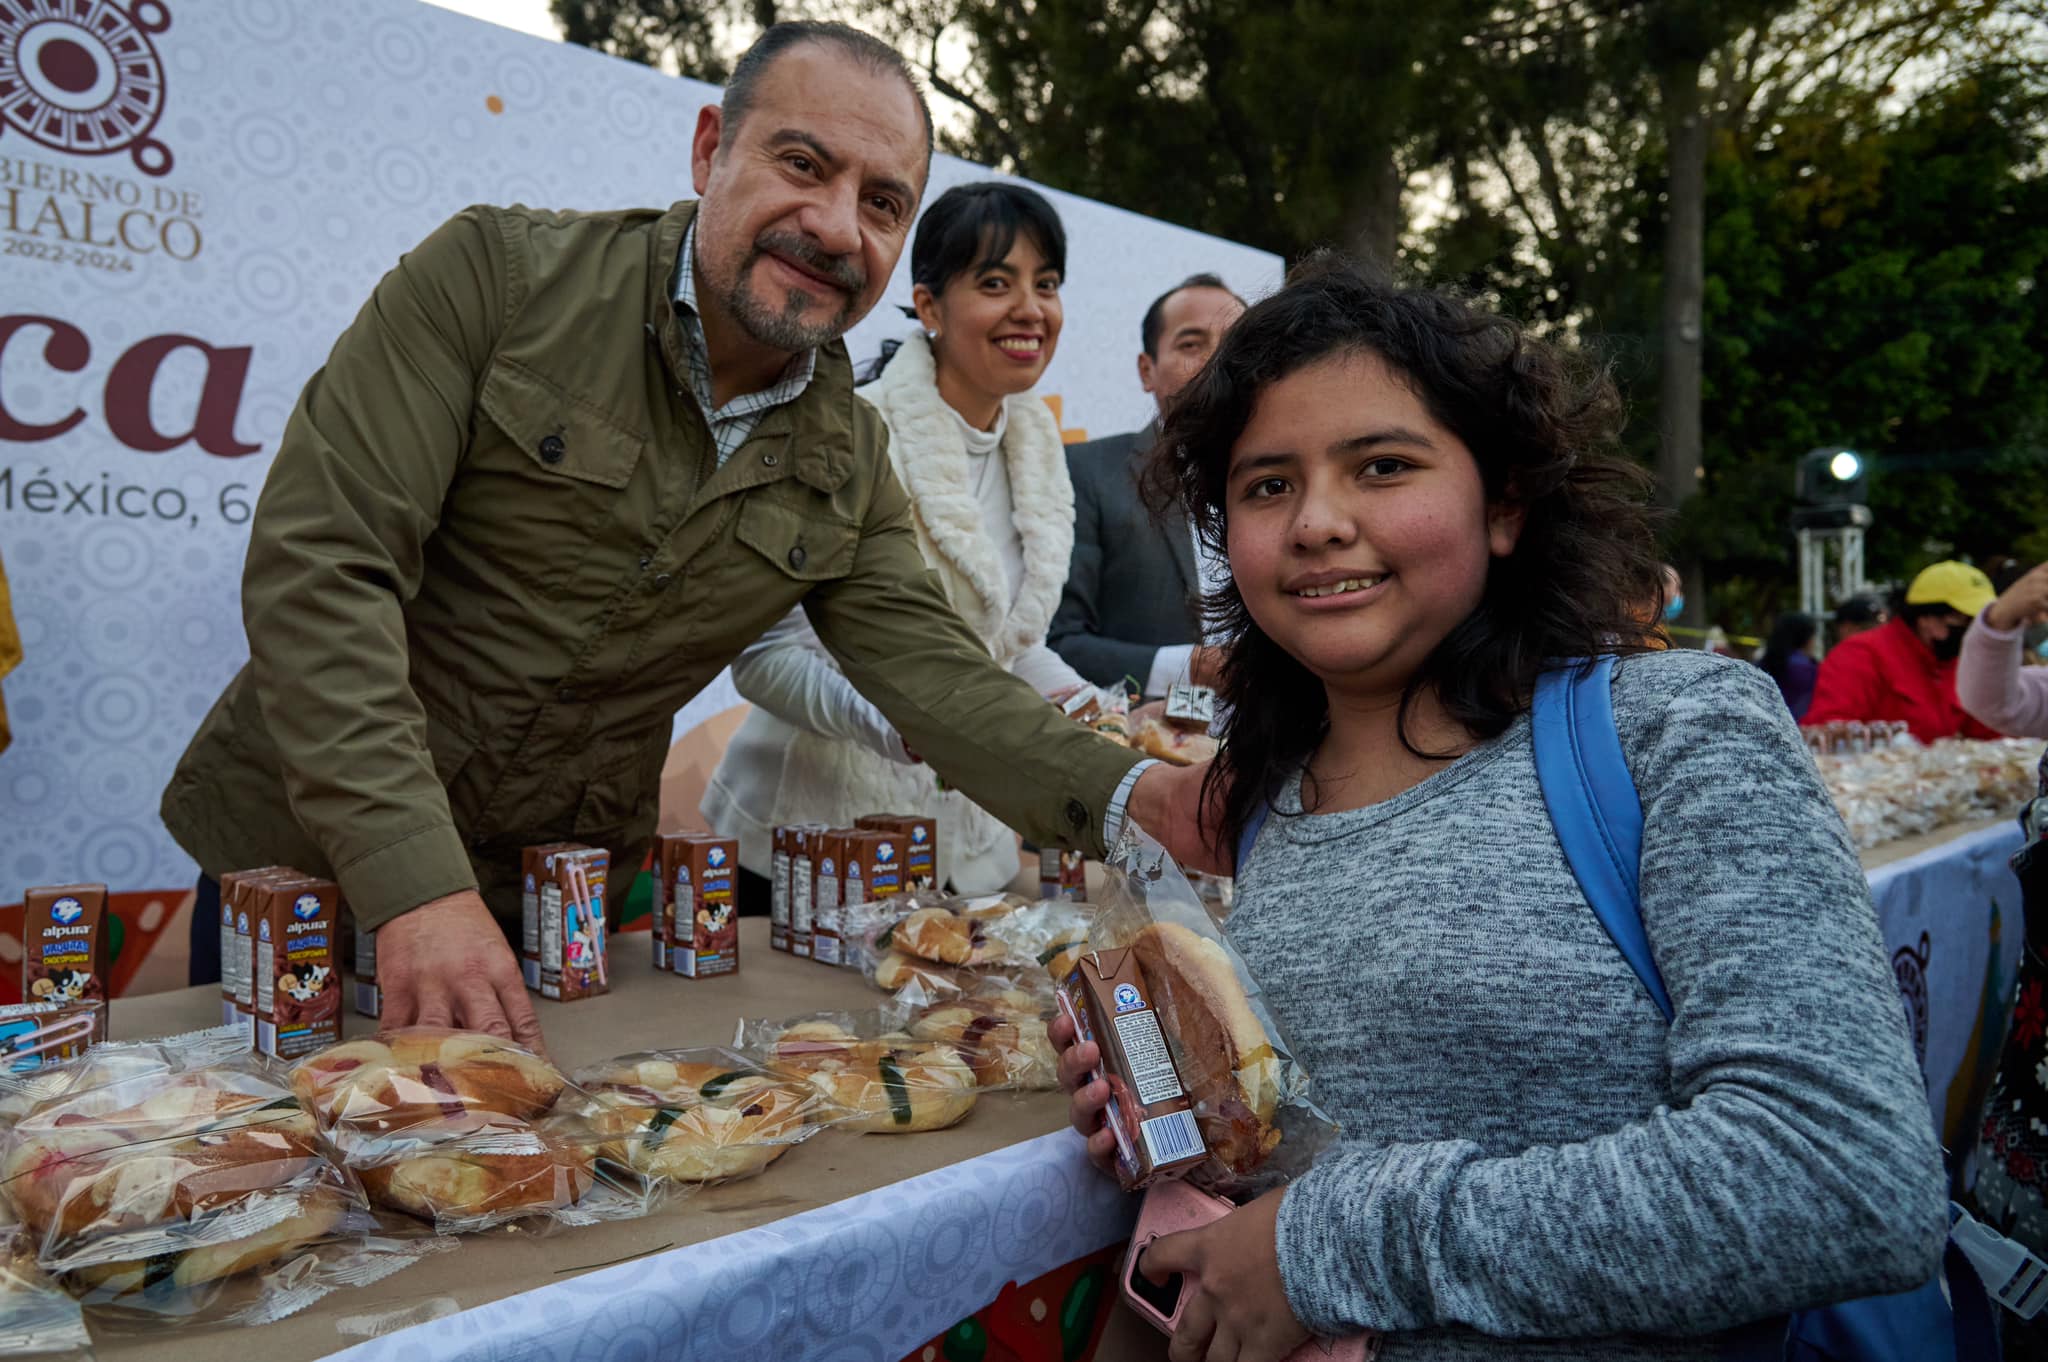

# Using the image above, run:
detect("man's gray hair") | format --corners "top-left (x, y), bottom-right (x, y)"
top-left (722, 21), bottom-right (934, 169)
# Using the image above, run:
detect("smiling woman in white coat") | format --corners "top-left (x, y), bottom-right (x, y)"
top-left (704, 182), bottom-right (1087, 904)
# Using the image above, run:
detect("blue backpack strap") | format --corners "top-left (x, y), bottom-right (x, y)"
top-left (1235, 796), bottom-right (1273, 876)
top-left (1531, 655), bottom-right (1674, 1022)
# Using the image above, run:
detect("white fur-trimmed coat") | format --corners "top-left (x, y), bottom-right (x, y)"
top-left (702, 334), bottom-right (1080, 891)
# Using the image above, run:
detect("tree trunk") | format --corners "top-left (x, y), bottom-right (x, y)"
top-left (1656, 56), bottom-right (1707, 629)
top-left (1344, 145), bottom-right (1405, 270)
top-left (1655, 58), bottom-right (1705, 517)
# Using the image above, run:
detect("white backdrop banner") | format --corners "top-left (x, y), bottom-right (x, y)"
top-left (0, 0), bottom-right (1281, 899)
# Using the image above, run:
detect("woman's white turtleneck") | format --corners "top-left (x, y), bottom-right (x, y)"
top-left (952, 401), bottom-right (1025, 602)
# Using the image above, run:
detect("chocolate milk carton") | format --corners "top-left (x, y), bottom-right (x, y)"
top-left (807, 830), bottom-right (850, 965)
top-left (1058, 948), bottom-right (1207, 1189)
top-left (821, 831), bottom-right (905, 967)
top-left (769, 825), bottom-right (795, 953)
top-left (225, 868), bottom-right (298, 1043)
top-left (254, 878), bottom-right (341, 1060)
top-left (22, 884), bottom-right (110, 1041)
top-left (810, 831), bottom-right (851, 967)
top-left (653, 832), bottom-right (696, 973)
top-left (672, 835), bottom-right (739, 979)
top-left (856, 814), bottom-right (937, 891)
top-left (220, 867), bottom-right (288, 1034)
top-left (520, 842), bottom-right (577, 991)
top-left (536, 846), bottom-right (608, 1001)
top-left (788, 824), bottom-right (830, 960)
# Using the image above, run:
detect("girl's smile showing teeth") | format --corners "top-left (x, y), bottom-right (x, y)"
top-left (994, 335), bottom-right (1042, 359)
top-left (1292, 574), bottom-right (1386, 599)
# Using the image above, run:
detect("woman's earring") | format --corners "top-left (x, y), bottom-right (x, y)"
top-left (926, 328), bottom-right (939, 340)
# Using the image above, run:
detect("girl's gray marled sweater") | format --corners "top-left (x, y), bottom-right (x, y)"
top-left (1232, 650), bottom-right (1947, 1359)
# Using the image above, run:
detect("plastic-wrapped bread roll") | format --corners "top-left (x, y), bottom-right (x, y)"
top-left (290, 1027), bottom-right (566, 1154)
top-left (354, 1117), bottom-right (594, 1226)
top-left (1, 1064), bottom-right (353, 1290)
top-left (1131, 717), bottom-right (1219, 767)
top-left (907, 999), bottom-right (1058, 1090)
top-left (570, 1051), bottom-right (825, 1183)
top-left (763, 1021), bottom-right (976, 1133)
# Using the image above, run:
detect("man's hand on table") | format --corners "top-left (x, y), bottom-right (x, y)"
top-left (1126, 760), bottom-right (1230, 875)
top-left (376, 890), bottom-right (547, 1053)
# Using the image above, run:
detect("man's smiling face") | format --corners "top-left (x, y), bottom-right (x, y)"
top-left (690, 42), bottom-right (927, 353)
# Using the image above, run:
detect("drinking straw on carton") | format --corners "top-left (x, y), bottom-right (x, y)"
top-left (568, 860), bottom-right (607, 989)
top-left (3, 1008), bottom-right (95, 1064)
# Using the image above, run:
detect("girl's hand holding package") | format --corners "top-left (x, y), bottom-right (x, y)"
top-left (1048, 1012), bottom-right (1116, 1175)
top-left (1138, 1189), bottom-right (1308, 1362)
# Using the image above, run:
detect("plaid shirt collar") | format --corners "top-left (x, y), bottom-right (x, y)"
top-left (673, 222), bottom-right (817, 439)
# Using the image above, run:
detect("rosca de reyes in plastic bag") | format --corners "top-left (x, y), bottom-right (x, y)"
top-left (1069, 822), bottom-right (1335, 1196)
top-left (737, 1011), bottom-right (977, 1134)
top-left (854, 891), bottom-right (1094, 1005)
top-left (0, 1044), bottom-right (359, 1302)
top-left (566, 1047), bottom-right (838, 1184)
top-left (898, 989), bottom-right (1060, 1091)
top-left (289, 1028), bottom-right (626, 1232)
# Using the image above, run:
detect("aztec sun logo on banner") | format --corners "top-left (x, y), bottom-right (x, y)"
top-left (0, 1), bottom-right (176, 176)
top-left (0, 0), bottom-right (1280, 988)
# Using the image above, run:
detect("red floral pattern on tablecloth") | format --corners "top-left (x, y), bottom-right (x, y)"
top-left (899, 1243), bottom-right (1120, 1362)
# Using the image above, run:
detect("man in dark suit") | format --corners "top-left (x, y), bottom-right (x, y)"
top-left (1052, 274), bottom-right (1246, 697)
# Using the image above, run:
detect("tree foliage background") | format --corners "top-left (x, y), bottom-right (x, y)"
top-left (555, 0), bottom-right (2048, 633)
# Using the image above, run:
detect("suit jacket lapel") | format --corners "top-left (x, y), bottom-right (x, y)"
top-left (1136, 421), bottom-right (1200, 597)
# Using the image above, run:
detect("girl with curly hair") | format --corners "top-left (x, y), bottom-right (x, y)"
top-left (1053, 257), bottom-right (1945, 1360)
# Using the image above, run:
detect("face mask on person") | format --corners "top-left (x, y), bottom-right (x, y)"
top-left (1663, 595), bottom-right (1685, 622)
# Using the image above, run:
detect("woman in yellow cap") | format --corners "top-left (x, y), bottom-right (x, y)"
top-left (1802, 560), bottom-right (2004, 743)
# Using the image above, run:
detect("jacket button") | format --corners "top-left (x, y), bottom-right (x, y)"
top-left (762, 452), bottom-right (779, 467)
top-left (539, 434), bottom-right (566, 464)
top-left (654, 572), bottom-right (673, 588)
top-left (638, 556), bottom-right (651, 571)
top-left (1065, 799), bottom-right (1088, 829)
top-left (787, 546), bottom-right (807, 570)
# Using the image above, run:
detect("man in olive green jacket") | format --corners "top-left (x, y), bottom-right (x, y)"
top-left (161, 24), bottom-right (1204, 1049)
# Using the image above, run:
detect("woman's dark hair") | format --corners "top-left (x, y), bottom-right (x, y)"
top-left (859, 181), bottom-right (1067, 385)
top-left (1758, 613), bottom-right (1819, 685)
top-left (1143, 252), bottom-right (1665, 864)
top-left (910, 181), bottom-right (1065, 293)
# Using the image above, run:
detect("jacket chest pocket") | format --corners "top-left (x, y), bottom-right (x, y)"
top-left (446, 360), bottom-right (651, 596)
top-left (729, 496), bottom-right (859, 607)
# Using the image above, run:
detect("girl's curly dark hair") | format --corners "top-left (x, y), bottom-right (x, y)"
top-left (1143, 253), bottom-right (1666, 866)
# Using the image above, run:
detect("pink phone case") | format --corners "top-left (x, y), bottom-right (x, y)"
top-left (1123, 1179), bottom-right (1381, 1361)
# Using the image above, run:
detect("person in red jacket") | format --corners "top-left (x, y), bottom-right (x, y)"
top-left (1804, 561), bottom-right (2005, 744)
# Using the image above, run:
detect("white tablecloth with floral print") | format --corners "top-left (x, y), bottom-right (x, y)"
top-left (328, 1128), bottom-right (1134, 1362)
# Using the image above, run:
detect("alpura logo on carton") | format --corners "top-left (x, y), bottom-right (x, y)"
top-left (291, 893), bottom-right (320, 921)
top-left (50, 897), bottom-right (82, 924)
